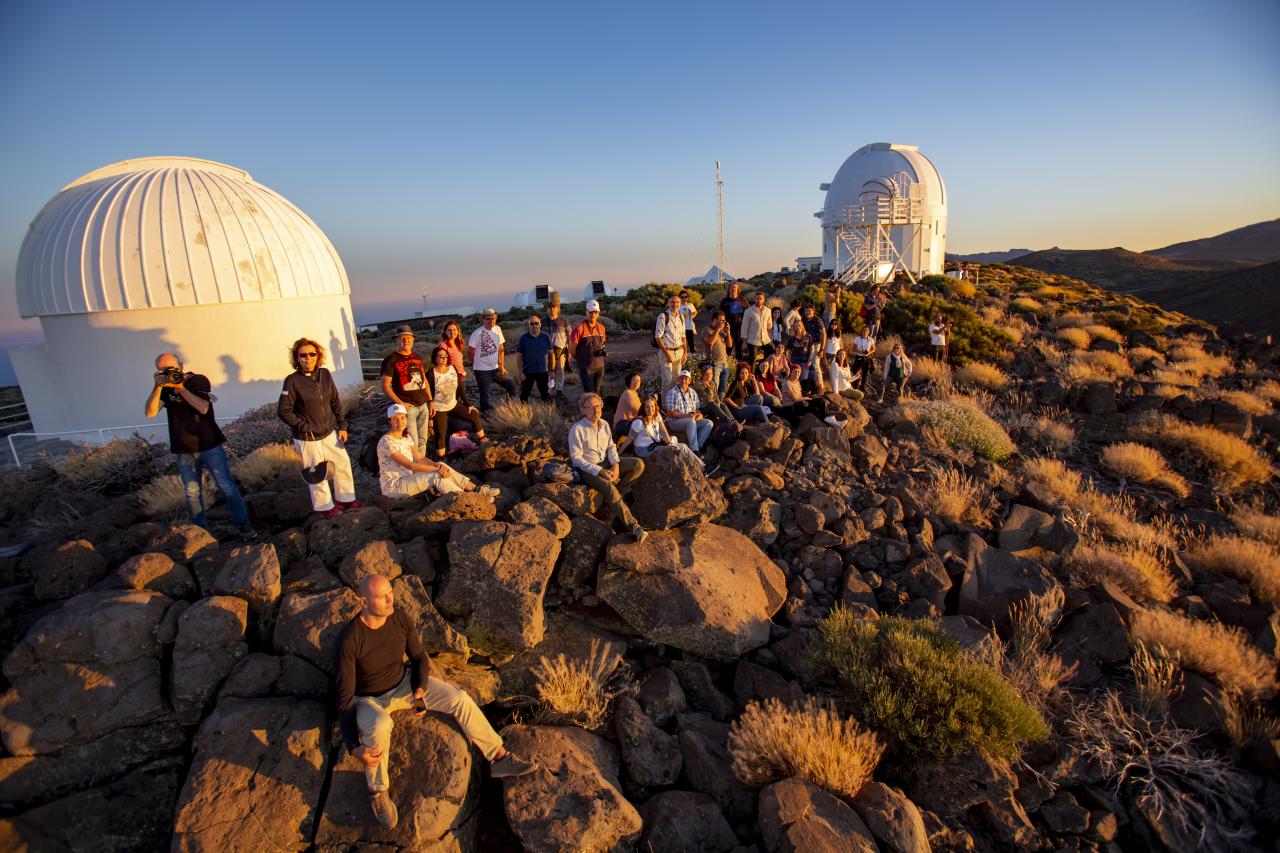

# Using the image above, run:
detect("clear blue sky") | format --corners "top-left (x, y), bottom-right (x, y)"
top-left (1, 0), bottom-right (1277, 341)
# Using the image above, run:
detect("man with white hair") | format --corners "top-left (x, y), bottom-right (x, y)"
top-left (336, 573), bottom-right (535, 829)
top-left (568, 393), bottom-right (647, 543)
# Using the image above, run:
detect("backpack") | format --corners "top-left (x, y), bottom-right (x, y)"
top-left (709, 419), bottom-right (743, 449)
top-left (358, 434), bottom-right (380, 475)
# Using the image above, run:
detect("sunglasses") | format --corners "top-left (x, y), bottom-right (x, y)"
top-left (529, 321), bottom-right (541, 325)
top-left (297, 351), bottom-right (319, 359)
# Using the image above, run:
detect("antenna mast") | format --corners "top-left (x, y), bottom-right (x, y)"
top-left (715, 160), bottom-right (725, 285)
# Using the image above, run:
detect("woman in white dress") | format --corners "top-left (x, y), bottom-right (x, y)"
top-left (378, 404), bottom-right (499, 499)
top-left (629, 396), bottom-right (702, 466)
top-left (828, 349), bottom-right (862, 399)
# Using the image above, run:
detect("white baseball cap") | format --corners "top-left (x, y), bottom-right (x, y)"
top-left (386, 403), bottom-right (408, 418)
top-left (586, 299), bottom-right (600, 313)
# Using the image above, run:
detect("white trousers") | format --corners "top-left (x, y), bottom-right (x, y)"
top-left (294, 432), bottom-right (356, 511)
top-left (382, 468), bottom-right (473, 498)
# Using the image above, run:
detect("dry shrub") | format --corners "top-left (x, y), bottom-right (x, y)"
top-left (532, 640), bottom-right (633, 731)
top-left (1232, 508), bottom-right (1280, 547)
top-left (232, 443), bottom-right (301, 491)
top-left (1128, 346), bottom-right (1165, 365)
top-left (52, 437), bottom-right (167, 494)
top-left (339, 382), bottom-right (375, 416)
top-left (1050, 311), bottom-right (1092, 329)
top-left (1034, 285), bottom-right (1066, 299)
top-left (899, 397), bottom-right (1016, 462)
top-left (1142, 416), bottom-right (1272, 492)
top-left (728, 697), bottom-right (884, 801)
top-left (1084, 324), bottom-right (1125, 344)
top-left (1217, 389), bottom-right (1272, 415)
top-left (1254, 379), bottom-right (1280, 404)
top-left (1065, 542), bottom-right (1176, 603)
top-left (1218, 690), bottom-right (1280, 750)
top-left (1067, 691), bottom-right (1252, 851)
top-left (1022, 414), bottom-right (1075, 451)
top-left (876, 333), bottom-right (904, 358)
top-left (486, 400), bottom-right (569, 443)
top-left (1073, 350), bottom-right (1132, 377)
top-left (138, 473), bottom-right (212, 518)
top-left (1055, 328), bottom-right (1091, 350)
top-left (1099, 443), bottom-right (1190, 498)
top-left (1130, 640), bottom-right (1178, 716)
top-left (954, 361), bottom-right (1010, 390)
top-left (1168, 343), bottom-right (1232, 379)
top-left (1186, 535), bottom-right (1280, 605)
top-left (922, 466), bottom-right (992, 527)
top-left (969, 590), bottom-right (1075, 711)
top-left (222, 402), bottom-right (293, 456)
top-left (1021, 458), bottom-right (1171, 550)
top-left (1149, 367), bottom-right (1200, 389)
top-left (1010, 296), bottom-right (1042, 314)
top-left (1130, 609), bottom-right (1277, 697)
top-left (909, 356), bottom-right (952, 390)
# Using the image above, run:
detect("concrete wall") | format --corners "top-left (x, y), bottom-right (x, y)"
top-left (14, 293), bottom-right (363, 440)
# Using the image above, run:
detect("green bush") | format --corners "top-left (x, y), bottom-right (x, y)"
top-left (900, 398), bottom-right (1017, 461)
top-left (883, 292), bottom-right (1014, 365)
top-left (791, 284), bottom-right (866, 333)
top-left (608, 282), bottom-right (702, 330)
top-left (805, 611), bottom-right (1048, 769)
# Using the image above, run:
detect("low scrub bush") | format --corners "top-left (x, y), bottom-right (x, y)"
top-left (1099, 443), bottom-right (1189, 497)
top-left (882, 292), bottom-right (1015, 365)
top-left (1149, 367), bottom-right (1200, 389)
top-left (899, 398), bottom-right (1016, 462)
top-left (1064, 542), bottom-right (1176, 603)
top-left (231, 443), bottom-right (301, 491)
top-left (805, 610), bottom-right (1048, 768)
top-left (954, 361), bottom-right (1010, 390)
top-left (1072, 350), bottom-right (1133, 378)
top-left (909, 357), bottom-right (952, 393)
top-left (138, 473), bottom-right (211, 518)
top-left (222, 402), bottom-right (293, 457)
top-left (1050, 311), bottom-right (1092, 329)
top-left (728, 697), bottom-right (884, 802)
top-left (922, 466), bottom-right (992, 527)
top-left (532, 640), bottom-right (633, 731)
top-left (1168, 343), bottom-right (1232, 378)
top-left (1186, 535), bottom-right (1280, 605)
top-left (1141, 416), bottom-right (1272, 492)
top-left (52, 437), bottom-right (167, 494)
top-left (1232, 508), bottom-right (1280, 547)
top-left (1055, 328), bottom-right (1091, 350)
top-left (1217, 389), bottom-right (1272, 416)
top-left (1084, 324), bottom-right (1125, 344)
top-left (1130, 609), bottom-right (1277, 697)
top-left (1010, 296), bottom-right (1042, 315)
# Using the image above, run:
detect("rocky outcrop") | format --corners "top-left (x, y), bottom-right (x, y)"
top-left (272, 587), bottom-right (363, 673)
top-left (112, 551), bottom-right (196, 597)
top-left (172, 595), bottom-right (249, 721)
top-left (640, 790), bottom-right (738, 853)
top-left (759, 776), bottom-right (879, 852)
top-left (308, 506), bottom-right (392, 566)
top-left (614, 695), bottom-right (681, 788)
top-left (32, 539), bottom-right (107, 600)
top-left (337, 538), bottom-right (404, 588)
top-left (212, 542), bottom-right (281, 642)
top-left (630, 445), bottom-right (729, 530)
top-left (597, 524), bottom-right (786, 661)
top-left (391, 574), bottom-right (469, 657)
top-left (439, 521), bottom-right (561, 654)
top-left (957, 539), bottom-right (1062, 631)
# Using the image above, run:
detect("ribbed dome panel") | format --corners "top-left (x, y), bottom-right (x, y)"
top-left (16, 157), bottom-right (350, 318)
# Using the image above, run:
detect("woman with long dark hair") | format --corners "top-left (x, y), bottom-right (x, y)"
top-left (424, 345), bottom-right (487, 459)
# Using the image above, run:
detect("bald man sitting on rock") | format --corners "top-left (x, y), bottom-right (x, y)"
top-left (336, 574), bottom-right (535, 829)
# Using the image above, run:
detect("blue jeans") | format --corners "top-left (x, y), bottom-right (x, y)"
top-left (474, 369), bottom-right (517, 412)
top-left (729, 403), bottom-right (770, 423)
top-left (712, 362), bottom-right (730, 396)
top-left (176, 444), bottom-right (248, 527)
top-left (404, 403), bottom-right (432, 456)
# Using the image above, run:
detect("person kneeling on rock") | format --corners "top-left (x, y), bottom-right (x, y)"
top-left (336, 574), bottom-right (536, 830)
top-left (378, 404), bottom-right (499, 501)
top-left (568, 393), bottom-right (649, 543)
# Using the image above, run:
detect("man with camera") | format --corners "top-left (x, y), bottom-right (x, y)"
top-left (569, 299), bottom-right (608, 395)
top-left (144, 353), bottom-right (254, 538)
top-left (929, 314), bottom-right (952, 363)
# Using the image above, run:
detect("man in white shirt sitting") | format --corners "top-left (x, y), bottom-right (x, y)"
top-left (568, 394), bottom-right (648, 543)
top-left (661, 370), bottom-right (713, 453)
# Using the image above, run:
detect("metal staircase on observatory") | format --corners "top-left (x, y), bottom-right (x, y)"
top-left (833, 171), bottom-right (925, 286)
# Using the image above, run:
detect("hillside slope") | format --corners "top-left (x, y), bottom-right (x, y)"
top-left (1148, 218), bottom-right (1280, 264)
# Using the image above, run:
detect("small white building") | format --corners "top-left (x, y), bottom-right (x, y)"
top-left (794, 256), bottom-right (823, 274)
top-left (12, 157), bottom-right (363, 440)
top-left (815, 143), bottom-right (947, 283)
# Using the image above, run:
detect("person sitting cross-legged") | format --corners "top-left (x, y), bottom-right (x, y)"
top-left (692, 364), bottom-right (736, 424)
top-left (378, 404), bottom-right (499, 500)
top-left (337, 574), bottom-right (536, 829)
top-left (774, 364), bottom-right (845, 428)
top-left (569, 393), bottom-right (648, 543)
top-left (630, 395), bottom-right (704, 468)
top-left (661, 370), bottom-right (713, 453)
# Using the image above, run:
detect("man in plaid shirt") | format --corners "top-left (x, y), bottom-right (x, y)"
top-left (661, 369), bottom-right (713, 453)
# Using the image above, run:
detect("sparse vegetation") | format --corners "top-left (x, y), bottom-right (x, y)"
top-left (805, 610), bottom-right (1048, 768)
top-left (1141, 416), bottom-right (1272, 492)
top-left (969, 590), bottom-right (1076, 711)
top-left (899, 398), bottom-right (1017, 462)
top-left (486, 400), bottom-right (570, 448)
top-left (1186, 535), bottom-right (1280, 605)
top-left (50, 437), bottom-right (167, 494)
top-left (1232, 508), bottom-right (1280, 547)
top-left (1084, 324), bottom-right (1125, 344)
top-left (1130, 609), bottom-right (1277, 697)
top-left (1100, 442), bottom-right (1190, 497)
top-left (532, 640), bottom-right (634, 731)
top-left (1064, 542), bottom-right (1176, 603)
top-left (1021, 457), bottom-right (1172, 549)
top-left (1218, 690), bottom-right (1280, 750)
top-left (1055, 328), bottom-right (1091, 350)
top-left (1020, 413), bottom-right (1076, 451)
top-left (954, 361), bottom-right (1010, 390)
top-left (1168, 343), bottom-right (1232, 379)
top-left (1217, 389), bottom-right (1272, 415)
top-left (231, 443), bottom-right (301, 490)
top-left (728, 697), bottom-right (884, 802)
top-left (922, 466), bottom-right (992, 527)
top-left (1130, 641), bottom-right (1178, 717)
top-left (138, 473), bottom-right (209, 518)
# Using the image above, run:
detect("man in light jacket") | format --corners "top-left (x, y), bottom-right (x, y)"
top-left (568, 394), bottom-right (647, 543)
top-left (738, 290), bottom-right (773, 365)
top-left (654, 292), bottom-right (686, 389)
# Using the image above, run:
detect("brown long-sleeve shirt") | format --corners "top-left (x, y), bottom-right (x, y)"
top-left (334, 610), bottom-right (431, 751)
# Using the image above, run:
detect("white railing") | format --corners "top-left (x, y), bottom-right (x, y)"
top-left (6, 418), bottom-right (236, 469)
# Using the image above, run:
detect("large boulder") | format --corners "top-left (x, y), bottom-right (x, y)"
top-left (614, 695), bottom-right (681, 788)
top-left (597, 524), bottom-right (786, 661)
top-left (392, 574), bottom-right (469, 657)
top-left (33, 539), bottom-right (108, 601)
top-left (630, 446), bottom-right (728, 530)
top-left (438, 522), bottom-right (560, 654)
top-left (272, 587), bottom-right (363, 674)
top-left (851, 780), bottom-right (930, 853)
top-left (337, 538), bottom-right (404, 589)
top-left (722, 493), bottom-right (783, 547)
top-left (212, 542), bottom-right (282, 642)
top-left (677, 713), bottom-right (754, 822)
top-left (759, 776), bottom-right (879, 853)
top-left (0, 590), bottom-right (172, 755)
top-left (219, 653), bottom-right (330, 700)
top-left (112, 551), bottom-right (197, 598)
top-left (315, 711), bottom-right (479, 851)
top-left (508, 497), bottom-right (572, 539)
top-left (308, 506), bottom-right (392, 567)
top-left (499, 724), bottom-right (642, 852)
top-left (145, 523), bottom-right (217, 562)
top-left (957, 541), bottom-right (1062, 632)
top-left (802, 425), bottom-right (857, 478)
top-left (396, 492), bottom-right (496, 539)
top-left (639, 790), bottom-right (738, 853)
top-left (172, 697), bottom-right (330, 851)
top-left (172, 595), bottom-right (249, 721)
top-left (555, 514), bottom-right (612, 590)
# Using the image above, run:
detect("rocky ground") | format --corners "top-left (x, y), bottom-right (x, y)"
top-left (0, 265), bottom-right (1277, 852)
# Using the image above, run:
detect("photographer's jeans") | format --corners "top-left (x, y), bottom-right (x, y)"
top-left (176, 445), bottom-right (249, 528)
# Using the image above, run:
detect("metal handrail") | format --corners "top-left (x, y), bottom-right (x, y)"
top-left (6, 418), bottom-right (236, 469)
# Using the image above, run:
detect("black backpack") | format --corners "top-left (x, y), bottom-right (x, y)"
top-left (709, 420), bottom-right (743, 449)
top-left (358, 434), bottom-right (381, 475)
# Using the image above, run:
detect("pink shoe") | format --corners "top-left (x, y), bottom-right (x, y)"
top-left (320, 507), bottom-right (343, 520)
top-left (338, 500), bottom-right (364, 510)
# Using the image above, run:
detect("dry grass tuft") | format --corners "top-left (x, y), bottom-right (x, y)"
top-left (1168, 343), bottom-right (1232, 379)
top-left (1074, 350), bottom-right (1133, 377)
top-left (1100, 443), bottom-right (1190, 498)
top-left (1021, 414), bottom-right (1076, 451)
top-left (728, 697), bottom-right (884, 802)
top-left (922, 466), bottom-right (992, 527)
top-left (1055, 328), bottom-right (1091, 350)
top-left (969, 590), bottom-right (1076, 711)
top-left (231, 443), bottom-right (301, 491)
top-left (1065, 542), bottom-right (1176, 603)
top-left (1141, 416), bottom-right (1272, 492)
top-left (138, 473), bottom-right (212, 518)
top-left (1149, 367), bottom-right (1200, 389)
top-left (532, 640), bottom-right (634, 731)
top-left (1010, 296), bottom-right (1042, 314)
top-left (1022, 458), bottom-right (1172, 550)
top-left (1253, 379), bottom-right (1280, 404)
top-left (1232, 508), bottom-right (1280, 547)
top-left (1186, 535), bottom-right (1280, 605)
top-left (1217, 389), bottom-right (1272, 416)
top-left (1130, 641), bottom-right (1178, 716)
top-left (954, 361), bottom-right (1010, 390)
top-left (1130, 609), bottom-right (1277, 697)
top-left (52, 437), bottom-right (166, 493)
top-left (486, 399), bottom-right (570, 444)
top-left (909, 356), bottom-right (952, 391)
top-left (1084, 324), bottom-right (1125, 344)
top-left (1051, 311), bottom-right (1092, 329)
top-left (1128, 346), bottom-right (1165, 365)
top-left (1218, 690), bottom-right (1280, 750)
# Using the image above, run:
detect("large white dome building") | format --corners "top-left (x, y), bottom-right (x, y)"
top-left (816, 143), bottom-right (947, 281)
top-left (12, 157), bottom-right (363, 440)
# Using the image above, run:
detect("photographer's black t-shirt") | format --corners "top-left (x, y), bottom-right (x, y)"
top-left (162, 374), bottom-right (226, 454)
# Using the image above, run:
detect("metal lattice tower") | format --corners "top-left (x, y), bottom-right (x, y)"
top-left (715, 160), bottom-right (725, 286)
top-left (833, 171), bottom-right (926, 286)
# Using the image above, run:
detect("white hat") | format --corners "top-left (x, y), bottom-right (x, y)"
top-left (586, 299), bottom-right (600, 312)
top-left (386, 403), bottom-right (408, 418)
top-left (678, 369), bottom-right (691, 378)
top-left (482, 307), bottom-right (497, 316)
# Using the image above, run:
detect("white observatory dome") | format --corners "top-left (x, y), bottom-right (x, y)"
top-left (17, 157), bottom-right (349, 317)
top-left (11, 157), bottom-right (363, 445)
top-left (817, 143), bottom-right (947, 280)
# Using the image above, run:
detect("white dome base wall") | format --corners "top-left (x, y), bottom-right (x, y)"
top-left (13, 294), bottom-right (362, 439)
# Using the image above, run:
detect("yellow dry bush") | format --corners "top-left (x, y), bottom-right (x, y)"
top-left (1022, 457), bottom-right (1082, 503)
top-left (1128, 346), bottom-right (1165, 365)
top-left (1083, 324), bottom-right (1124, 344)
top-left (1186, 535), bottom-right (1280, 606)
top-left (1055, 328), bottom-right (1091, 350)
top-left (1232, 508), bottom-right (1280, 547)
top-left (1022, 458), bottom-right (1171, 549)
top-left (138, 473), bottom-right (213, 518)
top-left (728, 697), bottom-right (884, 802)
top-left (532, 640), bottom-right (633, 731)
top-left (1217, 390), bottom-right (1272, 416)
top-left (1254, 379), bottom-right (1280, 404)
top-left (231, 443), bottom-right (301, 491)
top-left (1168, 343), bottom-right (1232, 379)
top-left (1051, 311), bottom-right (1092, 329)
top-left (1099, 443), bottom-right (1190, 498)
top-left (1144, 416), bottom-right (1272, 492)
top-left (1149, 367), bottom-right (1200, 388)
top-left (1010, 296), bottom-right (1042, 314)
top-left (910, 356), bottom-right (952, 390)
top-left (1024, 416), bottom-right (1076, 451)
top-left (1073, 350), bottom-right (1133, 377)
top-left (1064, 542), bottom-right (1176, 604)
top-left (1034, 285), bottom-right (1066, 299)
top-left (1130, 609), bottom-right (1277, 697)
top-left (923, 466), bottom-right (992, 527)
top-left (954, 361), bottom-right (1010, 391)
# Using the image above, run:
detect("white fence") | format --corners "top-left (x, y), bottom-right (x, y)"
top-left (5, 419), bottom-right (236, 469)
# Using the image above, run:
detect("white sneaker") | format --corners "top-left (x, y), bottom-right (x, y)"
top-left (478, 485), bottom-right (501, 501)
top-left (824, 415), bottom-right (845, 427)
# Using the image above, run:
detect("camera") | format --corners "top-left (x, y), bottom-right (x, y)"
top-left (594, 348), bottom-right (608, 358)
top-left (156, 367), bottom-right (185, 386)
